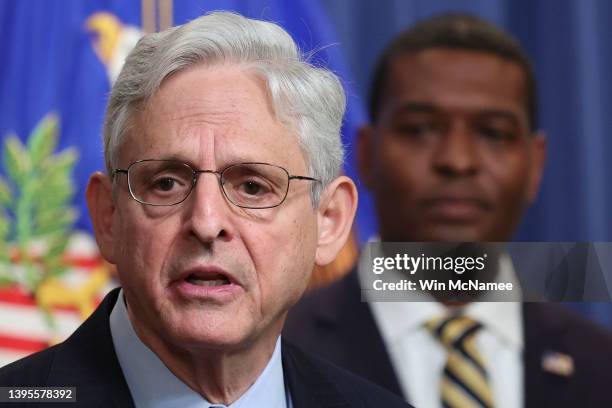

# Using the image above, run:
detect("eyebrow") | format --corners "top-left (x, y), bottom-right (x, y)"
top-left (158, 153), bottom-right (189, 162)
top-left (476, 109), bottom-right (521, 125)
top-left (390, 102), bottom-right (521, 125)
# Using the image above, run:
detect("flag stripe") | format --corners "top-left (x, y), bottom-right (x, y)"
top-left (0, 289), bottom-right (105, 312)
top-left (0, 333), bottom-right (47, 353)
top-left (0, 349), bottom-right (31, 368)
top-left (0, 302), bottom-right (83, 341)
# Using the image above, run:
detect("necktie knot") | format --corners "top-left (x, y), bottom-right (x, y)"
top-left (426, 314), bottom-right (483, 350)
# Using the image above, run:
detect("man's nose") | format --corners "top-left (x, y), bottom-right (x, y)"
top-left (183, 172), bottom-right (232, 243)
top-left (432, 122), bottom-right (479, 177)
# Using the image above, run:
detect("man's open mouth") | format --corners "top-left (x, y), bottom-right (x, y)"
top-left (185, 273), bottom-right (231, 287)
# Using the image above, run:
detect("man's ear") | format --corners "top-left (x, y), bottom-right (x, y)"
top-left (527, 131), bottom-right (547, 203)
top-left (357, 124), bottom-right (376, 190)
top-left (315, 176), bottom-right (358, 267)
top-left (86, 172), bottom-right (117, 264)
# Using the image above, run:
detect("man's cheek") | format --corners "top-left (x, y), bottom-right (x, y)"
top-left (488, 167), bottom-right (528, 203)
top-left (119, 226), bottom-right (160, 275)
top-left (271, 238), bottom-right (309, 290)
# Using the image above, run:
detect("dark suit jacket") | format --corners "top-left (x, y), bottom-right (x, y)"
top-left (0, 288), bottom-right (411, 408)
top-left (284, 270), bottom-right (612, 408)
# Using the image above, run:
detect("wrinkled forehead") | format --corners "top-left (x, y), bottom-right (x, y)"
top-left (118, 64), bottom-right (307, 172)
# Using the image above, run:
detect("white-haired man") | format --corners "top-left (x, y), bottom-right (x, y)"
top-left (0, 12), bottom-right (411, 408)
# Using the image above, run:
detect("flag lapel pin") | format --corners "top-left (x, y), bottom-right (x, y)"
top-left (541, 351), bottom-right (574, 377)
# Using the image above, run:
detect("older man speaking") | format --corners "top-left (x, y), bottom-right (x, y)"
top-left (0, 11), bottom-right (409, 408)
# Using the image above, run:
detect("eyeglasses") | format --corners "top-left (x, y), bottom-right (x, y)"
top-left (112, 159), bottom-right (320, 209)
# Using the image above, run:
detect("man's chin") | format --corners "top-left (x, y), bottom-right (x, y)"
top-left (412, 224), bottom-right (488, 243)
top-left (156, 309), bottom-right (255, 351)
top-left (164, 325), bottom-right (254, 352)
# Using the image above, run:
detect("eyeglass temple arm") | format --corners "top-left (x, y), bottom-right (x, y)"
top-left (111, 169), bottom-right (128, 179)
top-left (289, 175), bottom-right (320, 182)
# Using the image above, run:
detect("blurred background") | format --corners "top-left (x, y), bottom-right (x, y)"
top-left (0, 0), bottom-right (610, 364)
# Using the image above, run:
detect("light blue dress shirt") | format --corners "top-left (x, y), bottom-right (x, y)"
top-left (109, 290), bottom-right (292, 408)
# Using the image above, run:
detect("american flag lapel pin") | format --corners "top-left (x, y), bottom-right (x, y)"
top-left (541, 351), bottom-right (574, 377)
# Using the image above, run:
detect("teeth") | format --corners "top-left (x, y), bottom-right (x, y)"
top-left (186, 277), bottom-right (230, 286)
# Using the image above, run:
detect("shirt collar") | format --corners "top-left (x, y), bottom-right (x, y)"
top-left (109, 289), bottom-right (289, 408)
top-left (360, 250), bottom-right (523, 352)
top-left (463, 256), bottom-right (523, 351)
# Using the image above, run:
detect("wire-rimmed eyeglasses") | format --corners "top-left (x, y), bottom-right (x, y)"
top-left (112, 159), bottom-right (320, 209)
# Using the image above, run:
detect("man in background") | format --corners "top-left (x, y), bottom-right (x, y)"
top-left (285, 13), bottom-right (612, 408)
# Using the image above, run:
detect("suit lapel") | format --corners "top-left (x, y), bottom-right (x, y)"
top-left (282, 340), bottom-right (350, 408)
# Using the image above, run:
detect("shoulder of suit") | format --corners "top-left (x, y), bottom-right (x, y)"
top-left (526, 303), bottom-right (612, 338)
top-left (0, 343), bottom-right (59, 386)
top-left (289, 270), bottom-right (358, 317)
top-left (524, 302), bottom-right (612, 362)
top-left (0, 288), bottom-right (121, 387)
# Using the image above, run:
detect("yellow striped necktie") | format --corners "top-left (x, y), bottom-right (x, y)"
top-left (426, 315), bottom-right (495, 408)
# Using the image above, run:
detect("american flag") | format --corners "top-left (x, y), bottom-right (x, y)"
top-left (0, 232), bottom-right (115, 366)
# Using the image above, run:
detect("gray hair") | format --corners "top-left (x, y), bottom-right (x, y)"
top-left (103, 11), bottom-right (346, 205)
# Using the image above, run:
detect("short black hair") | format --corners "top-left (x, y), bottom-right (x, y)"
top-left (368, 13), bottom-right (538, 130)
